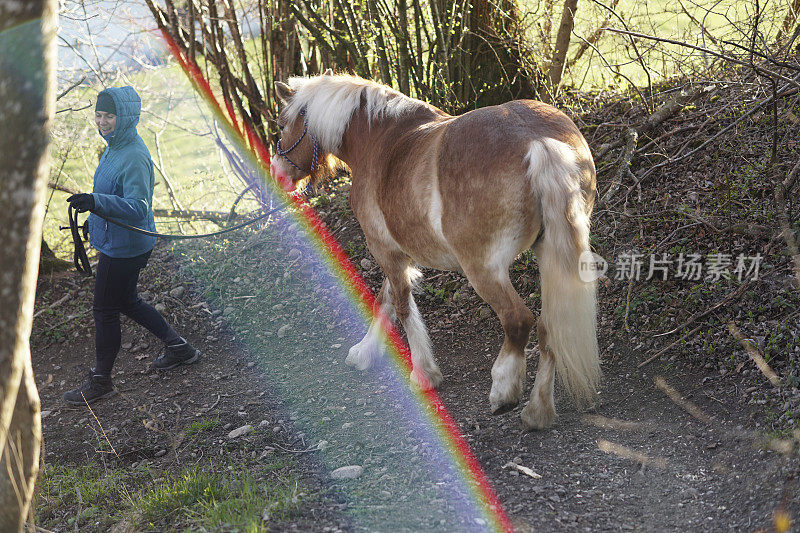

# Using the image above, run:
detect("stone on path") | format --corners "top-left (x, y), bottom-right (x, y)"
top-left (331, 465), bottom-right (363, 479)
top-left (169, 286), bottom-right (186, 298)
top-left (228, 425), bottom-right (252, 439)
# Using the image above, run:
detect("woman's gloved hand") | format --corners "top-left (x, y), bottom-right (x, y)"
top-left (67, 193), bottom-right (95, 213)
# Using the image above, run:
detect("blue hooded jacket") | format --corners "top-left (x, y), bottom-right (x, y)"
top-left (88, 86), bottom-right (158, 258)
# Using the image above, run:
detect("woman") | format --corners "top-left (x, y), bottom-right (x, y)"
top-left (63, 86), bottom-right (200, 405)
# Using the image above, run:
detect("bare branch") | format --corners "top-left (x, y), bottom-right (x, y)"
top-left (602, 27), bottom-right (800, 89)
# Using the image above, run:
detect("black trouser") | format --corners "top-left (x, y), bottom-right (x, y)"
top-left (93, 250), bottom-right (180, 375)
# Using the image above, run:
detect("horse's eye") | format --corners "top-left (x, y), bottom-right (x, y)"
top-left (278, 124), bottom-right (285, 132)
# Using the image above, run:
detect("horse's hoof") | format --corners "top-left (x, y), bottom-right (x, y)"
top-left (411, 368), bottom-right (442, 391)
top-left (346, 343), bottom-right (376, 371)
top-left (490, 400), bottom-right (519, 415)
top-left (489, 378), bottom-right (523, 415)
top-left (520, 400), bottom-right (556, 430)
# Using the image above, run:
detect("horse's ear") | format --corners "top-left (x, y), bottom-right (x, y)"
top-left (323, 68), bottom-right (333, 76)
top-left (274, 81), bottom-right (294, 104)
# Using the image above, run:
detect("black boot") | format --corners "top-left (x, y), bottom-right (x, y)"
top-left (152, 338), bottom-right (201, 370)
top-left (62, 370), bottom-right (116, 405)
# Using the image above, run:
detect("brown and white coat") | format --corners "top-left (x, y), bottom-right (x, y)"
top-left (271, 72), bottom-right (600, 429)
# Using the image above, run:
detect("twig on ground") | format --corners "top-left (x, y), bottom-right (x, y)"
top-left (623, 275), bottom-right (634, 332)
top-left (728, 321), bottom-right (781, 387)
top-left (171, 403), bottom-right (184, 464)
top-left (74, 487), bottom-right (83, 533)
top-left (671, 115), bottom-right (716, 159)
top-left (33, 294), bottom-right (70, 319)
top-left (774, 159), bottom-right (800, 286)
top-left (503, 461), bottom-right (542, 479)
top-left (83, 395), bottom-right (119, 458)
top-left (26, 525), bottom-right (57, 533)
top-left (596, 89), bottom-right (700, 160)
top-left (200, 394), bottom-right (221, 414)
top-left (653, 280), bottom-right (752, 338)
top-left (634, 124), bottom-right (700, 156)
top-left (654, 376), bottom-right (713, 423)
top-left (704, 392), bottom-right (727, 407)
top-left (638, 323), bottom-right (705, 368)
top-left (50, 308), bottom-right (91, 329)
top-left (679, 209), bottom-right (774, 238)
top-left (600, 127), bottom-right (637, 204)
top-left (271, 442), bottom-right (322, 454)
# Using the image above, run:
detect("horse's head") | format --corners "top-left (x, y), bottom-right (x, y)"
top-left (271, 71), bottom-right (337, 193)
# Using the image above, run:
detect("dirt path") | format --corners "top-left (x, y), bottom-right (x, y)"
top-left (433, 326), bottom-right (798, 531)
top-left (32, 237), bottom-right (798, 531)
top-left (32, 248), bottom-right (347, 531)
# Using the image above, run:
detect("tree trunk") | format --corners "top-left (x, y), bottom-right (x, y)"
top-left (397, 0), bottom-right (411, 95)
top-left (0, 0), bottom-right (55, 529)
top-left (463, 0), bottom-right (541, 111)
top-left (777, 0), bottom-right (800, 43)
top-left (40, 238), bottom-right (71, 275)
top-left (548, 0), bottom-right (579, 93)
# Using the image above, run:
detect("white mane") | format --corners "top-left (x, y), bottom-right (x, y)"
top-left (284, 74), bottom-right (428, 152)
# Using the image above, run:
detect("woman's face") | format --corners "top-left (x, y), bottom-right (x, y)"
top-left (95, 110), bottom-right (116, 136)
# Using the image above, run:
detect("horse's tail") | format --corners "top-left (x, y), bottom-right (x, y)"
top-left (527, 138), bottom-right (600, 405)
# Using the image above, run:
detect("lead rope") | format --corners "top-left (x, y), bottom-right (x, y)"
top-left (68, 205), bottom-right (92, 276)
top-left (66, 202), bottom-right (288, 275)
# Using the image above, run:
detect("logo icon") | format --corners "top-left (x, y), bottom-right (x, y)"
top-left (578, 251), bottom-right (608, 282)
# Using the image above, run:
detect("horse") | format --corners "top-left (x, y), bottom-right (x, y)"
top-left (269, 70), bottom-right (600, 429)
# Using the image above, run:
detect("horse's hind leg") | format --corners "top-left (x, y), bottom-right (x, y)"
top-left (521, 320), bottom-right (557, 429)
top-left (461, 265), bottom-right (534, 414)
top-left (346, 279), bottom-right (394, 370)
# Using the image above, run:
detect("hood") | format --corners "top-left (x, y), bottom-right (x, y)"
top-left (98, 86), bottom-right (141, 147)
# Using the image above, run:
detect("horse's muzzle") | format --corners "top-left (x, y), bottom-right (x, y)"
top-left (270, 160), bottom-right (297, 192)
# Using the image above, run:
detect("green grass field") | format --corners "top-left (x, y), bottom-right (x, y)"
top-left (37, 459), bottom-right (299, 531)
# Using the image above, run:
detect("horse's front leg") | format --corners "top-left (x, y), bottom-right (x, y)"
top-left (371, 249), bottom-right (442, 390)
top-left (394, 273), bottom-right (443, 391)
top-left (346, 279), bottom-right (394, 370)
top-left (380, 269), bottom-right (441, 391)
